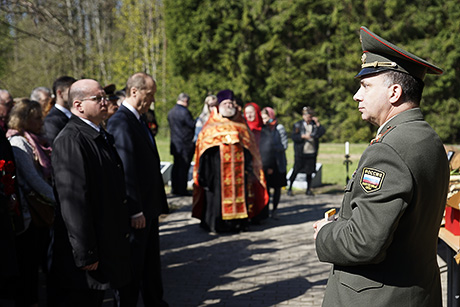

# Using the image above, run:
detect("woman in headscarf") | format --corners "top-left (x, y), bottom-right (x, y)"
top-left (259, 107), bottom-right (288, 219)
top-left (243, 102), bottom-right (263, 145)
top-left (6, 98), bottom-right (55, 307)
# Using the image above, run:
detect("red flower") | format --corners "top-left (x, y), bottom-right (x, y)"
top-left (1, 159), bottom-right (16, 196)
top-left (4, 161), bottom-right (15, 173)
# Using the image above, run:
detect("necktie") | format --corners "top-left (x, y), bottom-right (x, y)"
top-left (140, 118), bottom-right (155, 146)
top-left (99, 128), bottom-right (119, 161)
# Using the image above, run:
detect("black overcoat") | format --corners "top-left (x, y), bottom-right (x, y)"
top-left (50, 115), bottom-right (130, 290)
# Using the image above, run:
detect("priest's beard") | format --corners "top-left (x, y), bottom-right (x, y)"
top-left (219, 105), bottom-right (236, 118)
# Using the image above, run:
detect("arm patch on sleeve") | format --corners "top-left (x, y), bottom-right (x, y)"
top-left (360, 167), bottom-right (386, 193)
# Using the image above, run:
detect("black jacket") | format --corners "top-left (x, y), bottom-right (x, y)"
top-left (167, 104), bottom-right (195, 159)
top-left (291, 120), bottom-right (325, 158)
top-left (51, 115), bottom-right (130, 289)
top-left (44, 106), bottom-right (69, 144)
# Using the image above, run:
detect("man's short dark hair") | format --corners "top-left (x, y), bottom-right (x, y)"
top-left (53, 76), bottom-right (77, 97)
top-left (383, 71), bottom-right (425, 105)
top-left (177, 93), bottom-right (190, 102)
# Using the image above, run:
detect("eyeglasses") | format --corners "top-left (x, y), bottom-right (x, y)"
top-left (81, 95), bottom-right (108, 103)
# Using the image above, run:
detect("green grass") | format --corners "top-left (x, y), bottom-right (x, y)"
top-left (156, 136), bottom-right (171, 165)
top-left (156, 135), bottom-right (368, 187)
top-left (315, 143), bottom-right (368, 186)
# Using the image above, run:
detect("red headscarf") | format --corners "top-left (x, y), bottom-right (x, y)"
top-left (244, 102), bottom-right (262, 145)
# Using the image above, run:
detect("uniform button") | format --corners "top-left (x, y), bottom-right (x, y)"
top-left (125, 233), bottom-right (129, 238)
top-left (123, 199), bottom-right (127, 204)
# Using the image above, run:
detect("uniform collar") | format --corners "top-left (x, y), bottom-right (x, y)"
top-left (377, 108), bottom-right (423, 135)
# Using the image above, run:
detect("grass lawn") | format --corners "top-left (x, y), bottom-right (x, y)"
top-left (156, 135), bottom-right (368, 188)
top-left (315, 143), bottom-right (368, 187)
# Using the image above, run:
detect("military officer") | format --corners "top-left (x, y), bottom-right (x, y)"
top-left (314, 26), bottom-right (449, 306)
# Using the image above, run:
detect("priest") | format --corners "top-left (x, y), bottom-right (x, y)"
top-left (192, 89), bottom-right (268, 233)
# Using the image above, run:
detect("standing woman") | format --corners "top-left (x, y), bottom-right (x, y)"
top-left (194, 95), bottom-right (218, 141)
top-left (260, 107), bottom-right (288, 219)
top-left (243, 102), bottom-right (263, 145)
top-left (288, 106), bottom-right (325, 196)
top-left (6, 98), bottom-right (55, 307)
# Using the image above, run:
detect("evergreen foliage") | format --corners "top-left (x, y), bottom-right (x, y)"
top-left (1, 0), bottom-right (460, 143)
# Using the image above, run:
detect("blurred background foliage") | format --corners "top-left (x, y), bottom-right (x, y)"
top-left (1, 0), bottom-right (459, 143)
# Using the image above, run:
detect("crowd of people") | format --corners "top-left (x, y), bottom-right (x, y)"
top-left (165, 90), bottom-right (325, 232)
top-left (0, 24), bottom-right (450, 307)
top-left (0, 72), bottom-right (324, 305)
top-left (0, 73), bottom-right (167, 307)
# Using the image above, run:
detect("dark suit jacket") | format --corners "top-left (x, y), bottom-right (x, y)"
top-left (44, 106), bottom-right (69, 144)
top-left (315, 109), bottom-right (449, 306)
top-left (107, 105), bottom-right (167, 219)
top-left (51, 115), bottom-right (131, 290)
top-left (167, 104), bottom-right (195, 160)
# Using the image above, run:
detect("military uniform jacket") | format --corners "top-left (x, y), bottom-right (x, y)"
top-left (316, 108), bottom-right (449, 307)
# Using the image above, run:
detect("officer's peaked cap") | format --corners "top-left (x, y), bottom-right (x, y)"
top-left (356, 26), bottom-right (443, 80)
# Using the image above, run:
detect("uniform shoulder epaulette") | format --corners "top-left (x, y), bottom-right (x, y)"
top-left (370, 125), bottom-right (396, 145)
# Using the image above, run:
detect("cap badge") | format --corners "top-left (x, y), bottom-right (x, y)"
top-left (362, 61), bottom-right (397, 69)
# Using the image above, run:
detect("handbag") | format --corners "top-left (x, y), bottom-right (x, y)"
top-left (26, 190), bottom-right (55, 228)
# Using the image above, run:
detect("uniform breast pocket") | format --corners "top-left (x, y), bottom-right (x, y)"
top-left (338, 270), bottom-right (384, 292)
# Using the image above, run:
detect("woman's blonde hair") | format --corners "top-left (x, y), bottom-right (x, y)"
top-left (8, 98), bottom-right (42, 132)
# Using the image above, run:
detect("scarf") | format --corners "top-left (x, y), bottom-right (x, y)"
top-left (7, 129), bottom-right (52, 179)
top-left (244, 102), bottom-right (263, 132)
top-left (264, 107), bottom-right (278, 130)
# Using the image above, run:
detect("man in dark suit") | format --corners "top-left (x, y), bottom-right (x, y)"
top-left (107, 72), bottom-right (168, 307)
top-left (167, 93), bottom-right (195, 196)
top-left (50, 79), bottom-right (131, 307)
top-left (43, 76), bottom-right (76, 144)
top-left (314, 26), bottom-right (449, 307)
